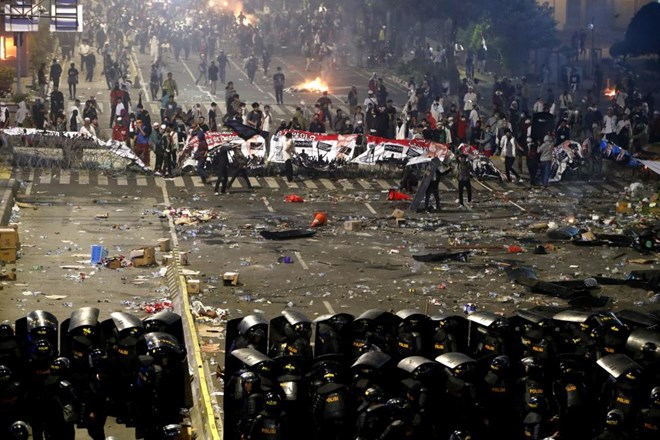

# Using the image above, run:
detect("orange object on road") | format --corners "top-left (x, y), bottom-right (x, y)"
top-left (388, 189), bottom-right (412, 201)
top-left (311, 212), bottom-right (327, 227)
top-left (507, 245), bottom-right (524, 253)
top-left (284, 194), bottom-right (304, 203)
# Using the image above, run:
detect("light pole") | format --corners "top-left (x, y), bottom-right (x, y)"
top-left (588, 18), bottom-right (595, 77)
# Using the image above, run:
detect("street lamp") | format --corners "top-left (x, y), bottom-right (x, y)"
top-left (588, 19), bottom-right (595, 76)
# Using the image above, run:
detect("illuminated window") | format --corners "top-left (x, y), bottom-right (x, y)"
top-left (0, 36), bottom-right (17, 60)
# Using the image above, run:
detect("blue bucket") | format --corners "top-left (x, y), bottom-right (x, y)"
top-left (90, 245), bottom-right (108, 264)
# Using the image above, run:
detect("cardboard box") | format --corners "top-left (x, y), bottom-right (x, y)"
top-left (344, 220), bottom-right (362, 231)
top-left (187, 279), bottom-right (200, 294)
top-left (178, 251), bottom-right (189, 266)
top-left (161, 254), bottom-right (173, 266)
top-left (0, 248), bottom-right (17, 263)
top-left (0, 228), bottom-right (18, 250)
top-left (223, 272), bottom-right (239, 286)
top-left (391, 209), bottom-right (405, 219)
top-left (104, 257), bottom-right (122, 270)
top-left (130, 246), bottom-right (156, 267)
top-left (392, 218), bottom-right (406, 227)
top-left (157, 238), bottom-right (171, 252)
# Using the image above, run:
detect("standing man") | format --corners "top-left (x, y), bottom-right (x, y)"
top-left (457, 152), bottom-right (473, 208)
top-left (195, 55), bottom-right (208, 86)
top-left (85, 52), bottom-right (96, 82)
top-left (537, 135), bottom-right (554, 189)
top-left (499, 130), bottom-right (522, 182)
top-left (247, 102), bottom-right (263, 131)
top-left (162, 72), bottom-right (178, 98)
top-left (134, 119), bottom-right (150, 166)
top-left (50, 87), bottom-right (65, 124)
top-left (424, 163), bottom-right (451, 212)
top-left (245, 55), bottom-right (258, 84)
top-left (50, 59), bottom-right (63, 90)
top-left (213, 144), bottom-right (232, 195)
top-left (208, 102), bottom-right (218, 131)
top-left (217, 50), bottom-right (228, 84)
top-left (37, 63), bottom-right (47, 96)
top-left (208, 61), bottom-right (219, 95)
top-left (192, 123), bottom-right (209, 184)
top-left (227, 145), bottom-right (253, 190)
top-left (78, 39), bottom-right (91, 74)
top-left (150, 123), bottom-right (164, 174)
top-left (282, 132), bottom-right (295, 182)
top-left (273, 67), bottom-right (285, 105)
top-left (67, 63), bottom-right (79, 101)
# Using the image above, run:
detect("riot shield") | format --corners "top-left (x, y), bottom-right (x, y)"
top-left (60, 306), bottom-right (101, 366)
top-left (597, 353), bottom-right (642, 380)
top-left (15, 310), bottom-right (59, 355)
top-left (226, 314), bottom-right (269, 377)
top-left (615, 309), bottom-right (660, 329)
top-left (531, 111), bottom-right (555, 142)
top-left (626, 328), bottom-right (660, 362)
top-left (143, 311), bottom-right (183, 342)
top-left (428, 314), bottom-right (468, 356)
top-left (435, 352), bottom-right (477, 370)
top-left (313, 313), bottom-right (354, 358)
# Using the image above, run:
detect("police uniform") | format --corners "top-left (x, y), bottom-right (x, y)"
top-left (310, 377), bottom-right (351, 440)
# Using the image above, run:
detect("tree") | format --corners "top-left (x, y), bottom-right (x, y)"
top-left (611, 2), bottom-right (660, 61)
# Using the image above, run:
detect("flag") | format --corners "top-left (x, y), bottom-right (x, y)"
top-left (223, 119), bottom-right (266, 141)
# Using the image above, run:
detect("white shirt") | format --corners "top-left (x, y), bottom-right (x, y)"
top-left (262, 112), bottom-right (271, 133)
top-left (603, 115), bottom-right (617, 134)
top-left (80, 124), bottom-right (96, 137)
top-left (463, 92), bottom-right (477, 111)
top-left (363, 96), bottom-right (377, 107)
top-left (430, 102), bottom-right (444, 121)
top-left (469, 109), bottom-right (479, 128)
top-left (533, 100), bottom-right (544, 114)
top-left (395, 122), bottom-right (407, 140)
top-left (559, 94), bottom-right (572, 109)
top-left (499, 136), bottom-right (517, 158)
top-left (282, 138), bottom-right (294, 161)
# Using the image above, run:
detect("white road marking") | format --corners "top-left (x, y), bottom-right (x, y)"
top-left (323, 301), bottom-right (335, 314)
top-left (117, 176), bottom-right (128, 186)
top-left (319, 178), bottom-right (335, 190)
top-left (339, 180), bottom-right (354, 190)
top-left (358, 179), bottom-right (372, 189)
top-left (40, 171), bottom-right (51, 185)
top-left (97, 175), bottom-right (108, 186)
top-left (59, 170), bottom-right (70, 185)
top-left (365, 202), bottom-right (377, 214)
top-left (174, 176), bottom-right (185, 187)
top-left (78, 170), bottom-right (89, 185)
top-left (294, 251), bottom-right (309, 270)
top-left (262, 197), bottom-right (274, 212)
top-left (248, 177), bottom-right (261, 188)
top-left (25, 170), bottom-right (34, 195)
top-left (136, 176), bottom-right (148, 186)
top-left (264, 177), bottom-right (279, 188)
top-left (376, 179), bottom-right (391, 189)
top-left (303, 180), bottom-right (317, 189)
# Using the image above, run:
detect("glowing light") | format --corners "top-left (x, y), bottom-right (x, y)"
top-left (208, 0), bottom-right (257, 26)
top-left (604, 88), bottom-right (616, 98)
top-left (291, 77), bottom-right (330, 93)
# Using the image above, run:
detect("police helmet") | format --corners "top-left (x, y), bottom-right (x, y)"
top-left (322, 370), bottom-right (337, 383)
top-left (605, 409), bottom-right (624, 428)
top-left (492, 318), bottom-right (509, 332)
top-left (0, 320), bottom-right (13, 339)
top-left (264, 391), bottom-right (282, 413)
top-left (449, 430), bottom-right (473, 440)
top-left (50, 357), bottom-right (71, 376)
top-left (623, 368), bottom-right (641, 384)
top-left (490, 355), bottom-right (510, 372)
top-left (386, 397), bottom-right (405, 409)
top-left (0, 364), bottom-right (12, 383)
top-left (32, 339), bottom-right (54, 360)
top-left (521, 356), bottom-right (542, 373)
top-left (363, 386), bottom-right (384, 404)
top-left (650, 386), bottom-right (660, 407)
top-left (240, 371), bottom-right (258, 383)
top-left (527, 395), bottom-right (547, 412)
top-left (162, 424), bottom-right (183, 439)
top-left (8, 421), bottom-right (30, 439)
top-left (452, 362), bottom-right (475, 379)
top-left (88, 348), bottom-right (110, 370)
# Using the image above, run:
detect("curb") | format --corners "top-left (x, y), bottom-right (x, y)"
top-left (0, 178), bottom-right (18, 226)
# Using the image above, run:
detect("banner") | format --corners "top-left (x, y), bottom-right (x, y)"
top-left (268, 130), bottom-right (358, 166)
top-left (182, 131), bottom-right (266, 167)
top-left (352, 136), bottom-right (449, 165)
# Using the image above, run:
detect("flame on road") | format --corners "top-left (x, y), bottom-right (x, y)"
top-left (291, 77), bottom-right (329, 93)
top-left (603, 88), bottom-right (616, 98)
top-left (208, 0), bottom-right (257, 26)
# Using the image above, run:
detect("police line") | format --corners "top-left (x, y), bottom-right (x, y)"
top-left (222, 307), bottom-right (660, 440)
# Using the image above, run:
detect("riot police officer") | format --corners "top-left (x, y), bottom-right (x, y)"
top-left (467, 312), bottom-right (511, 359)
top-left (42, 356), bottom-right (78, 440)
top-left (24, 339), bottom-right (56, 440)
top-left (377, 398), bottom-right (415, 439)
top-left (0, 321), bottom-right (21, 375)
top-left (480, 355), bottom-right (517, 438)
top-left (313, 313), bottom-right (353, 357)
top-left (355, 387), bottom-right (388, 440)
top-left (268, 311), bottom-right (313, 362)
top-left (8, 420), bottom-right (31, 439)
top-left (635, 386), bottom-right (660, 440)
top-left (517, 357), bottom-right (550, 417)
top-left (0, 365), bottom-right (24, 435)
top-left (521, 395), bottom-right (557, 440)
top-left (233, 372), bottom-right (265, 439)
top-left (592, 409), bottom-right (630, 440)
top-left (247, 391), bottom-right (289, 439)
top-left (310, 370), bottom-right (352, 440)
top-left (429, 315), bottom-right (466, 358)
top-left (436, 353), bottom-right (483, 437)
top-left (80, 348), bottom-right (113, 440)
top-left (395, 310), bottom-right (428, 359)
top-left (552, 355), bottom-right (592, 440)
top-left (597, 354), bottom-right (644, 425)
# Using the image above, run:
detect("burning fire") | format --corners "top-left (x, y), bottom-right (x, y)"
top-left (604, 88), bottom-right (616, 98)
top-left (291, 77), bottom-right (330, 93)
top-left (208, 0), bottom-right (257, 26)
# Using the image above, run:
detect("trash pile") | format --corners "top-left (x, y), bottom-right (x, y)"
top-left (160, 207), bottom-right (220, 225)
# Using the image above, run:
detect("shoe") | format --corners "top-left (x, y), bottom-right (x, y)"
top-left (214, 192), bottom-right (219, 196)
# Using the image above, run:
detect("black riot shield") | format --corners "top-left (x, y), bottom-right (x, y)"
top-left (268, 310), bottom-right (312, 361)
top-left (15, 310), bottom-right (59, 355)
top-left (313, 313), bottom-right (354, 358)
top-left (226, 314), bottom-right (269, 377)
top-left (395, 310), bottom-right (429, 359)
top-left (436, 352), bottom-right (476, 369)
top-left (396, 356), bottom-right (440, 381)
top-left (143, 311), bottom-right (183, 342)
top-left (467, 311), bottom-right (509, 357)
top-left (626, 328), bottom-right (660, 363)
top-left (231, 348), bottom-right (275, 374)
top-left (274, 355), bottom-right (306, 404)
top-left (350, 350), bottom-right (394, 397)
top-left (59, 306), bottom-right (101, 368)
top-left (615, 309), bottom-right (660, 329)
top-left (597, 353), bottom-right (643, 380)
top-left (531, 111), bottom-right (555, 143)
top-left (347, 310), bottom-right (399, 360)
top-left (428, 314), bottom-right (468, 357)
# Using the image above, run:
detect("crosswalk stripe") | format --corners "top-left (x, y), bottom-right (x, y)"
top-left (338, 180), bottom-right (354, 190)
top-left (78, 170), bottom-right (89, 185)
top-left (231, 178), bottom-right (244, 188)
top-left (264, 177), bottom-right (279, 188)
top-left (136, 176), bottom-right (148, 186)
top-left (438, 182), bottom-right (451, 191)
top-left (248, 177), bottom-right (261, 188)
top-left (602, 183), bottom-right (621, 193)
top-left (97, 174), bottom-right (108, 186)
top-left (59, 170), bottom-right (70, 185)
top-left (303, 180), bottom-right (317, 189)
top-left (270, 105), bottom-right (285, 116)
top-left (39, 170), bottom-right (51, 185)
top-left (285, 180), bottom-right (299, 189)
top-left (357, 179), bottom-right (372, 189)
top-left (192, 175), bottom-right (204, 187)
top-left (376, 179), bottom-right (391, 190)
top-left (174, 176), bottom-right (185, 187)
top-left (117, 176), bottom-right (128, 186)
top-left (319, 178), bottom-right (335, 190)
